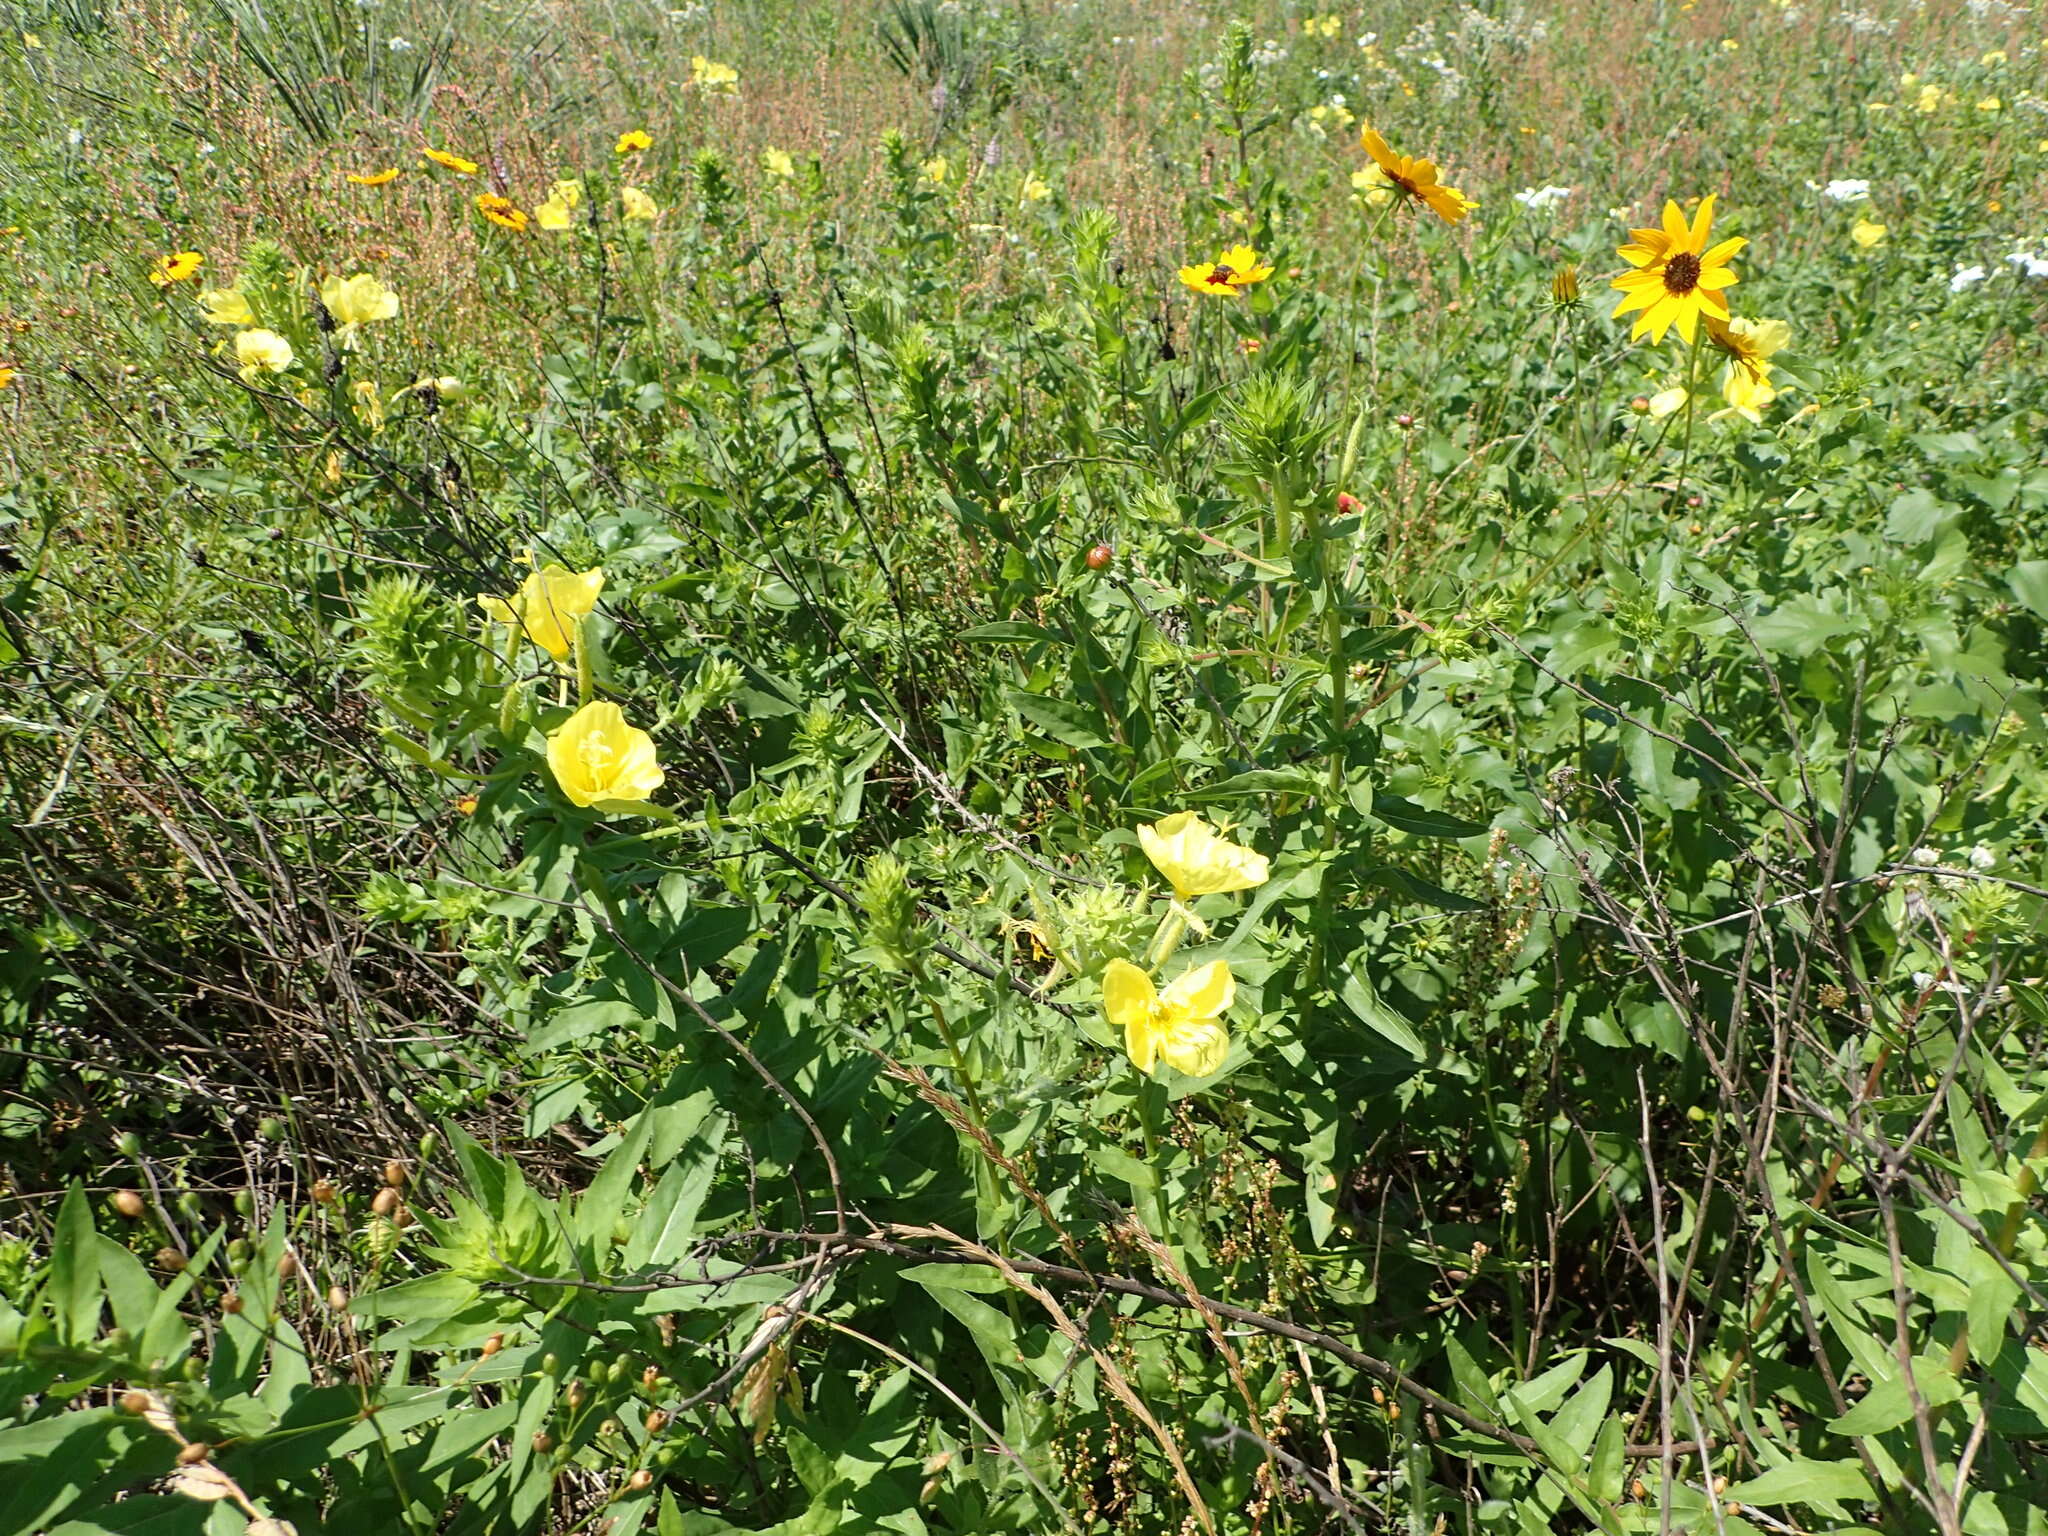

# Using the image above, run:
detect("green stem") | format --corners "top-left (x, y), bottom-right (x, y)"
top-left (1673, 327), bottom-right (1706, 508)
top-left (910, 957), bottom-right (986, 1126)
top-left (1135, 1074), bottom-right (1174, 1241)
top-left (572, 616), bottom-right (593, 708)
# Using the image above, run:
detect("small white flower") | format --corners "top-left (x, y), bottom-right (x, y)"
top-left (1912, 971), bottom-right (1937, 990)
top-left (2007, 250), bottom-right (2048, 279)
top-left (1949, 265), bottom-right (1988, 291)
top-left (1911, 845), bottom-right (1943, 864)
top-left (68, 127), bottom-right (85, 145)
top-left (1968, 844), bottom-right (1997, 869)
top-left (1512, 184), bottom-right (1574, 211)
top-left (1822, 178), bottom-right (1871, 201)
top-left (387, 34), bottom-right (412, 50)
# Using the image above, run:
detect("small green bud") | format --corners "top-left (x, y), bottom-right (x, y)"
top-left (257, 1117), bottom-right (285, 1141)
top-left (417, 1131), bottom-right (440, 1160)
top-left (115, 1131), bottom-right (142, 1158)
top-left (857, 853), bottom-right (926, 973)
top-left (540, 1353), bottom-right (562, 1378)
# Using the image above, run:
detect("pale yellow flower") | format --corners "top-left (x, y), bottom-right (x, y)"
top-left (197, 288), bottom-right (254, 325)
top-left (620, 186), bottom-right (657, 221)
top-left (320, 272), bottom-right (399, 344)
top-left (1647, 386), bottom-right (1690, 419)
top-left (535, 195), bottom-right (574, 231)
top-left (1916, 83), bottom-right (1946, 113)
top-left (921, 155), bottom-right (950, 185)
top-left (615, 129), bottom-right (652, 154)
top-left (689, 54), bottom-right (738, 92)
top-left (233, 328), bottom-right (293, 381)
top-left (351, 379), bottom-right (384, 431)
top-left (546, 701), bottom-right (665, 810)
top-left (763, 148), bottom-right (795, 179)
top-left (478, 564), bottom-right (605, 661)
top-left (1102, 958), bottom-right (1233, 1079)
top-left (1137, 811), bottom-right (1269, 901)
top-left (1976, 95), bottom-right (2001, 113)
top-left (1020, 174), bottom-right (1051, 204)
top-left (1716, 368), bottom-right (1779, 425)
top-left (1351, 164), bottom-right (1395, 207)
top-left (549, 179), bottom-right (584, 209)
top-left (1851, 215), bottom-right (1887, 249)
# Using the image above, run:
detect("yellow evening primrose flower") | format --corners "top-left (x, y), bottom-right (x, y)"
top-left (475, 193), bottom-right (528, 231)
top-left (233, 328), bottom-right (294, 381)
top-left (1351, 163), bottom-right (1395, 207)
top-left (149, 251), bottom-right (204, 287)
top-left (615, 129), bottom-right (653, 154)
top-left (347, 167), bottom-right (400, 186)
top-left (1137, 811), bottom-right (1269, 901)
top-left (477, 563), bottom-right (605, 662)
top-left (1020, 173), bottom-right (1051, 204)
top-left (421, 146), bottom-right (479, 174)
top-left (1359, 127), bottom-right (1476, 224)
top-left (22, 31), bottom-right (40, 47)
top-left (1915, 83), bottom-right (1945, 113)
top-left (1976, 96), bottom-right (2001, 113)
top-left (1102, 958), bottom-right (1234, 1079)
top-left (1851, 215), bottom-right (1888, 249)
top-left (689, 54), bottom-right (738, 92)
top-left (534, 195), bottom-right (574, 231)
top-left (546, 701), bottom-right (665, 811)
top-left (1647, 385), bottom-right (1690, 419)
top-left (549, 178), bottom-right (584, 208)
top-left (763, 148), bottom-right (795, 178)
top-left (1176, 244), bottom-right (1275, 297)
top-left (620, 186), bottom-right (657, 221)
top-left (1610, 195), bottom-right (1743, 346)
top-left (1715, 368), bottom-right (1778, 425)
top-left (921, 154), bottom-right (950, 184)
top-left (1705, 314), bottom-right (1789, 383)
top-left (197, 287), bottom-right (254, 325)
top-left (1981, 49), bottom-right (2006, 66)
top-left (319, 272), bottom-right (399, 343)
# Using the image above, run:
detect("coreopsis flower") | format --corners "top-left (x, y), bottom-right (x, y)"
top-left (233, 328), bottom-right (294, 380)
top-left (615, 129), bottom-right (652, 154)
top-left (1137, 811), bottom-right (1269, 901)
top-left (546, 701), bottom-right (665, 810)
top-left (0, 367), bottom-right (15, 389)
top-left (1176, 244), bottom-right (1275, 297)
top-left (689, 54), bottom-right (738, 91)
top-left (197, 288), bottom-right (254, 325)
top-left (763, 148), bottom-right (795, 178)
top-left (319, 273), bottom-right (399, 344)
top-left (347, 168), bottom-right (400, 186)
top-left (620, 186), bottom-right (657, 221)
top-left (1851, 215), bottom-right (1888, 249)
top-left (1609, 195), bottom-right (1743, 345)
top-left (1102, 958), bottom-right (1233, 1079)
top-left (475, 193), bottom-right (528, 231)
top-left (149, 251), bottom-right (203, 287)
top-left (1358, 127), bottom-right (1476, 224)
top-left (1705, 314), bottom-right (1789, 383)
top-left (421, 146), bottom-right (478, 174)
top-left (477, 563), bottom-right (605, 661)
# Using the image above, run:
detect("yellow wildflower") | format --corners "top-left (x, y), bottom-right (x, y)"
top-left (534, 195), bottom-right (574, 231)
top-left (1647, 386), bottom-right (1689, 419)
top-left (1976, 96), bottom-right (2001, 113)
top-left (1102, 958), bottom-right (1234, 1079)
top-left (1176, 244), bottom-right (1275, 297)
top-left (1610, 195), bottom-right (1744, 346)
top-left (0, 367), bottom-right (14, 389)
top-left (689, 55), bottom-right (738, 92)
top-left (921, 155), bottom-right (950, 185)
top-left (475, 193), bottom-right (528, 231)
top-left (1020, 174), bottom-right (1051, 204)
top-left (546, 701), bottom-right (665, 811)
top-left (478, 564), bottom-right (605, 662)
top-left (319, 273), bottom-right (399, 343)
top-left (549, 178), bottom-right (584, 208)
top-left (1359, 127), bottom-right (1476, 224)
top-left (347, 168), bottom-right (400, 186)
top-left (421, 146), bottom-right (478, 174)
top-left (197, 288), bottom-right (254, 325)
top-left (1851, 215), bottom-right (1887, 249)
top-left (233, 328), bottom-right (294, 381)
top-left (1351, 164), bottom-right (1395, 207)
top-left (1137, 811), bottom-right (1269, 901)
top-left (615, 129), bottom-right (652, 154)
top-left (1716, 368), bottom-right (1779, 425)
top-left (149, 251), bottom-right (204, 287)
top-left (350, 379), bottom-right (384, 431)
top-left (1915, 83), bottom-right (1945, 113)
top-left (1706, 315), bottom-right (1789, 383)
top-left (763, 148), bottom-right (795, 178)
top-left (620, 186), bottom-right (657, 221)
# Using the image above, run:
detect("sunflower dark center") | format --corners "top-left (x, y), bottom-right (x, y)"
top-left (1208, 264), bottom-right (1237, 285)
top-left (1663, 251), bottom-right (1702, 295)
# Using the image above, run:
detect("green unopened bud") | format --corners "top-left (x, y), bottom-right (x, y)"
top-left (857, 853), bottom-right (926, 972)
top-left (417, 1131), bottom-right (440, 1160)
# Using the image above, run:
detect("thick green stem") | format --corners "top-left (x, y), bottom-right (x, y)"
top-left (1135, 1075), bottom-right (1174, 1241)
top-left (1673, 328), bottom-right (1706, 508)
top-left (910, 957), bottom-right (987, 1126)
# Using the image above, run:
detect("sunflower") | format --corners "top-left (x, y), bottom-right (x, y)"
top-left (1176, 244), bottom-right (1274, 297)
top-left (1358, 128), bottom-right (1477, 224)
top-left (475, 194), bottom-right (528, 231)
top-left (149, 251), bottom-right (204, 287)
top-left (347, 168), bottom-right (400, 186)
top-left (1609, 196), bottom-right (1744, 346)
top-left (421, 146), bottom-right (478, 175)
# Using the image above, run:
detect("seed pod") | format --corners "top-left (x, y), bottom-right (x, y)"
top-left (1394, 413), bottom-right (1415, 429)
top-left (1084, 542), bottom-right (1113, 571)
top-left (417, 1131), bottom-right (440, 1159)
top-left (120, 1390), bottom-right (152, 1415)
top-left (311, 1179), bottom-right (337, 1204)
top-left (113, 1190), bottom-right (146, 1220)
top-left (115, 1131), bottom-right (142, 1157)
top-left (567, 1380), bottom-right (589, 1410)
top-left (540, 1353), bottom-right (561, 1378)
top-left (600, 1417), bottom-right (621, 1438)
top-left (641, 1365), bottom-right (660, 1389)
top-left (627, 1469), bottom-right (654, 1492)
top-left (531, 1432), bottom-right (553, 1454)
top-left (277, 1252), bottom-right (299, 1279)
top-left (391, 1205), bottom-right (414, 1229)
top-left (327, 1286), bottom-right (349, 1312)
top-left (177, 1441), bottom-right (211, 1465)
top-left (155, 1247), bottom-right (187, 1273)
top-left (371, 1187), bottom-right (400, 1216)
top-left (222, 1292), bottom-right (244, 1315)
top-left (383, 1160), bottom-right (407, 1187)
top-left (482, 1333), bottom-right (504, 1357)
top-left (645, 1410), bottom-right (668, 1435)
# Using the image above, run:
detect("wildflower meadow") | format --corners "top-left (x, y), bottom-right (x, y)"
top-left (2, 0), bottom-right (2046, 1531)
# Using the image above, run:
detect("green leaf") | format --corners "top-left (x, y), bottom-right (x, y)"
top-left (1184, 767), bottom-right (1322, 801)
top-left (1726, 1458), bottom-right (1874, 1509)
top-left (50, 1181), bottom-right (101, 1347)
top-left (1825, 1359), bottom-right (1962, 1435)
top-left (958, 620), bottom-right (1061, 644)
top-left (1005, 690), bottom-right (1110, 750)
top-left (575, 1107), bottom-right (657, 1257)
top-left (625, 1120), bottom-right (726, 1268)
top-left (1372, 792), bottom-right (1487, 839)
top-left (528, 998), bottom-right (645, 1054)
top-left (1337, 962), bottom-right (1427, 1061)
top-left (2008, 560), bottom-right (2048, 621)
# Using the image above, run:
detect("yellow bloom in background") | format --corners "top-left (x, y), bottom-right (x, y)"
top-left (1980, 49), bottom-right (2006, 66)
top-left (1647, 385), bottom-right (1689, 419)
top-left (1351, 164), bottom-right (1395, 207)
top-left (478, 563), bottom-right (605, 661)
top-left (347, 167), bottom-right (400, 186)
top-left (1359, 127), bottom-right (1476, 224)
top-left (475, 193), bottom-right (528, 231)
top-left (689, 54), bottom-right (738, 92)
top-left (921, 154), bottom-right (950, 184)
top-left (197, 287), bottom-right (254, 325)
top-left (1976, 96), bottom-right (2001, 113)
top-left (1610, 195), bottom-right (1743, 345)
top-left (549, 178), bottom-right (584, 208)
top-left (320, 272), bottom-right (399, 341)
top-left (1020, 173), bottom-right (1051, 204)
top-left (763, 148), bottom-right (795, 178)
top-left (1915, 83), bottom-right (1945, 113)
top-left (1138, 811), bottom-right (1269, 901)
top-left (233, 328), bottom-right (293, 380)
top-left (22, 31), bottom-right (40, 47)
top-left (421, 146), bottom-right (479, 174)
top-left (1706, 314), bottom-right (1789, 383)
top-left (1851, 215), bottom-right (1888, 249)
top-left (1717, 368), bottom-right (1779, 425)
top-left (1176, 244), bottom-right (1275, 297)
top-left (1102, 958), bottom-right (1234, 1079)
top-left (351, 378), bottom-right (385, 431)
top-left (0, 367), bottom-right (15, 389)
top-left (615, 129), bottom-right (652, 154)
top-left (149, 251), bottom-right (203, 287)
top-left (620, 186), bottom-right (657, 221)
top-left (546, 701), bottom-right (665, 810)
top-left (534, 195), bottom-right (575, 231)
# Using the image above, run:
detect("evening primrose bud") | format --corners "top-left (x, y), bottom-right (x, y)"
top-left (857, 853), bottom-right (926, 972)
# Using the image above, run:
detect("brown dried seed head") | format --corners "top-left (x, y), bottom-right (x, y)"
top-left (113, 1190), bottom-right (146, 1219)
top-left (311, 1179), bottom-right (337, 1204)
top-left (531, 1431), bottom-right (553, 1453)
top-left (392, 1205), bottom-right (414, 1229)
top-left (371, 1188), bottom-right (400, 1216)
top-left (221, 1292), bottom-right (244, 1315)
top-left (645, 1410), bottom-right (668, 1435)
top-left (383, 1160), bottom-right (407, 1187)
top-left (482, 1333), bottom-right (504, 1357)
top-left (176, 1441), bottom-right (212, 1465)
top-left (155, 1247), bottom-right (187, 1273)
top-left (627, 1470), bottom-right (654, 1492)
top-left (119, 1390), bottom-right (152, 1415)
top-left (327, 1286), bottom-right (349, 1311)
top-left (277, 1253), bottom-right (299, 1279)
top-left (641, 1365), bottom-right (660, 1388)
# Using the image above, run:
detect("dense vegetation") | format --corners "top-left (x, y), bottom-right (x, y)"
top-left (3, 0), bottom-right (2046, 1531)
